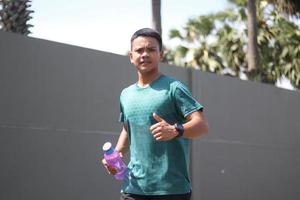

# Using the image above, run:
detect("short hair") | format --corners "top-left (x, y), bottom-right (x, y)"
top-left (130, 28), bottom-right (163, 51)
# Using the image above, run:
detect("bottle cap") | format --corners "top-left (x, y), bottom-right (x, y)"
top-left (102, 142), bottom-right (114, 155)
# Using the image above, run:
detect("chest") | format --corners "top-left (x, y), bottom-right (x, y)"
top-left (122, 88), bottom-right (174, 121)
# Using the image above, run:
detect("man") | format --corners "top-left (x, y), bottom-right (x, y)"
top-left (103, 28), bottom-right (208, 200)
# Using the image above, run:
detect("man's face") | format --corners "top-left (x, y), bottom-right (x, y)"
top-left (129, 36), bottom-right (163, 74)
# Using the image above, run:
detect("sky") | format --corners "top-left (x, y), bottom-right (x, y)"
top-left (28, 0), bottom-right (294, 90)
top-left (30, 0), bottom-right (228, 55)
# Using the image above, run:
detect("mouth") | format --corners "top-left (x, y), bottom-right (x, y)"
top-left (140, 61), bottom-right (151, 65)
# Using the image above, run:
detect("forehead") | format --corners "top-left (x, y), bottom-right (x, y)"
top-left (131, 36), bottom-right (159, 48)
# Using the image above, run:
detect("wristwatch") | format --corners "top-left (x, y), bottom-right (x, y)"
top-left (174, 123), bottom-right (184, 138)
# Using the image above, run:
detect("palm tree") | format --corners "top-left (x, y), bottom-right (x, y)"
top-left (0, 0), bottom-right (33, 35)
top-left (247, 0), bottom-right (260, 79)
top-left (151, 0), bottom-right (162, 35)
top-left (166, 1), bottom-right (300, 88)
top-left (228, 0), bottom-right (261, 79)
top-left (238, 0), bottom-right (300, 79)
top-left (268, 0), bottom-right (300, 17)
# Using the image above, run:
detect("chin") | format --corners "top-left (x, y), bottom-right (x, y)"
top-left (138, 66), bottom-right (150, 71)
top-left (138, 69), bottom-right (151, 74)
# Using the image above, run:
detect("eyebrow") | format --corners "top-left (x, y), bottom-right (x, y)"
top-left (134, 46), bottom-right (158, 50)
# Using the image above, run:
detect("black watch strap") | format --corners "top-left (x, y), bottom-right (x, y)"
top-left (174, 123), bottom-right (184, 138)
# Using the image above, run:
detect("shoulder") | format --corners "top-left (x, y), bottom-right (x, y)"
top-left (120, 83), bottom-right (136, 98)
top-left (163, 75), bottom-right (190, 92)
top-left (158, 75), bottom-right (191, 95)
top-left (160, 74), bottom-right (185, 88)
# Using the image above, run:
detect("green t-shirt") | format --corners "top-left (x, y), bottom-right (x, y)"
top-left (119, 74), bottom-right (203, 195)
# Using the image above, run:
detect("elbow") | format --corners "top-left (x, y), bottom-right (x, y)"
top-left (199, 120), bottom-right (209, 136)
top-left (197, 111), bottom-right (208, 136)
top-left (187, 122), bottom-right (208, 138)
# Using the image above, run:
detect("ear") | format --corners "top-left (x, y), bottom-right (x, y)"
top-left (160, 50), bottom-right (164, 61)
top-left (128, 51), bottom-right (134, 64)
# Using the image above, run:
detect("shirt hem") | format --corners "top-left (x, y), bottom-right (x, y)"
top-left (120, 189), bottom-right (191, 196)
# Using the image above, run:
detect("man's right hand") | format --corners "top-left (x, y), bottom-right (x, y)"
top-left (101, 158), bottom-right (117, 175)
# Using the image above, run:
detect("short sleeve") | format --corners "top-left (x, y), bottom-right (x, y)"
top-left (173, 82), bottom-right (203, 118)
top-left (119, 102), bottom-right (124, 122)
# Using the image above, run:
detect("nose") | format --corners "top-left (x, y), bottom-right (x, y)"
top-left (141, 50), bottom-right (149, 58)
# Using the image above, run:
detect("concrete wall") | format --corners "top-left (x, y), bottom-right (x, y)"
top-left (1, 31), bottom-right (300, 200)
top-left (190, 72), bottom-right (300, 200)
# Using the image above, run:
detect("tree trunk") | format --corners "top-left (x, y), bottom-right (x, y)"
top-left (151, 0), bottom-right (162, 35)
top-left (247, 0), bottom-right (260, 78)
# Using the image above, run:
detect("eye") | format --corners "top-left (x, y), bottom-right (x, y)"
top-left (149, 47), bottom-right (159, 52)
top-left (135, 48), bottom-right (143, 54)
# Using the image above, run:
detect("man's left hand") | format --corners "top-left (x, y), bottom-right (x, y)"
top-left (150, 113), bottom-right (179, 141)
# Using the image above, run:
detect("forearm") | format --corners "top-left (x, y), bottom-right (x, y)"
top-left (182, 111), bottom-right (208, 138)
top-left (115, 126), bottom-right (129, 156)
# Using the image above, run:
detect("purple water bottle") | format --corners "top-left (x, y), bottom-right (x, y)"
top-left (102, 142), bottom-right (128, 180)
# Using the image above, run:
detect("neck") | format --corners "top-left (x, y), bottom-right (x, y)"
top-left (137, 70), bottom-right (160, 87)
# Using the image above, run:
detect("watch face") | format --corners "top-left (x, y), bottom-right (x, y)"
top-left (175, 123), bottom-right (184, 137)
top-left (177, 123), bottom-right (184, 131)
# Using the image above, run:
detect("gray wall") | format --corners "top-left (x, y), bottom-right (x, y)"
top-left (1, 31), bottom-right (300, 200)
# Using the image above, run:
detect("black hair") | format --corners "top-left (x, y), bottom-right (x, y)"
top-left (130, 28), bottom-right (163, 51)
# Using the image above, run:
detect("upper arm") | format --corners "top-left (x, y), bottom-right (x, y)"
top-left (173, 82), bottom-right (203, 119)
top-left (186, 110), bottom-right (205, 122)
top-left (185, 110), bottom-right (209, 137)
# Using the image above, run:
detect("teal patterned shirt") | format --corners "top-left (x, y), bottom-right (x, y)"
top-left (119, 74), bottom-right (203, 195)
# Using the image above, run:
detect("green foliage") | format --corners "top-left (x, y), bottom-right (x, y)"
top-left (0, 0), bottom-right (34, 35)
top-left (165, 0), bottom-right (300, 89)
top-left (228, 0), bottom-right (247, 7)
top-left (268, 0), bottom-right (300, 17)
